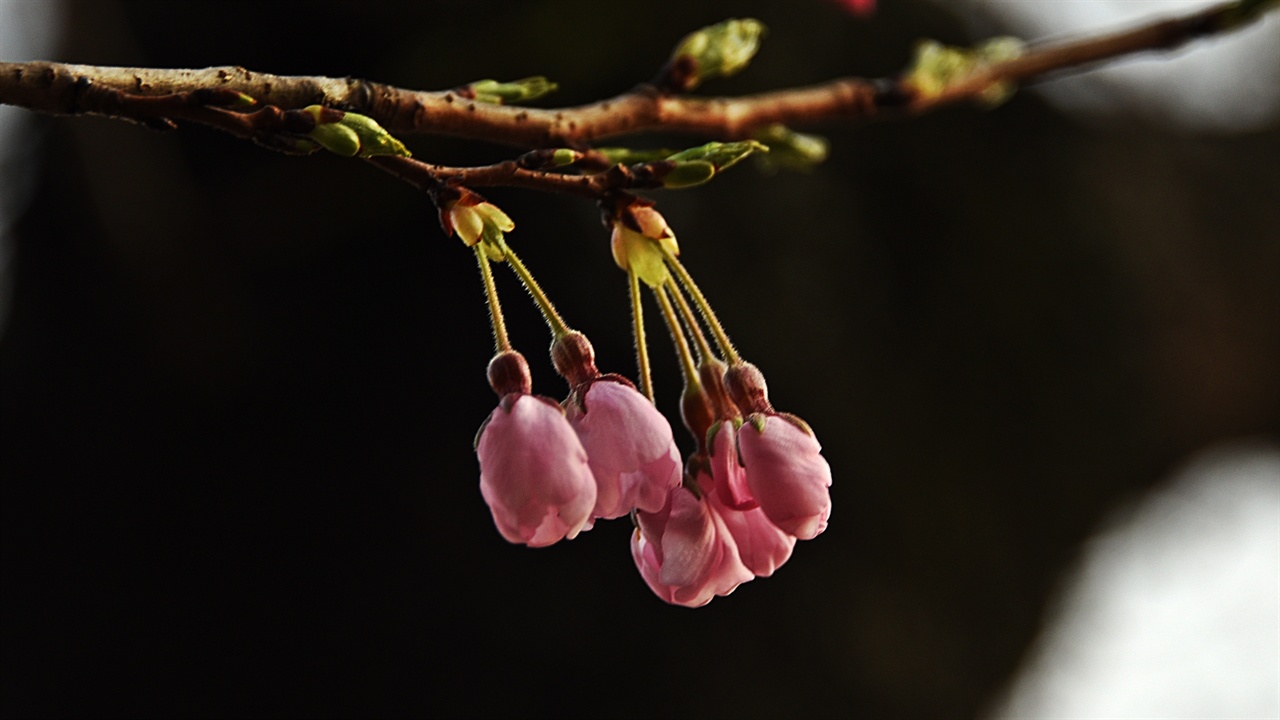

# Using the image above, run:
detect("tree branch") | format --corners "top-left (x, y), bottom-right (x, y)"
top-left (1, 1), bottom-right (1271, 151)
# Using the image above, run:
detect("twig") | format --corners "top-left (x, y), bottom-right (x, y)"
top-left (0, 2), bottom-right (1270, 149)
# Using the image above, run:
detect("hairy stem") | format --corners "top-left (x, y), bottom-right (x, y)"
top-left (629, 270), bottom-right (655, 402)
top-left (476, 245), bottom-right (510, 352)
top-left (653, 283), bottom-right (699, 387)
top-left (662, 250), bottom-right (740, 365)
top-left (496, 240), bottom-right (571, 339)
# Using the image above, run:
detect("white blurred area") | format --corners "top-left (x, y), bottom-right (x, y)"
top-left (988, 441), bottom-right (1280, 719)
top-left (0, 0), bottom-right (62, 333)
top-left (949, 0), bottom-right (1280, 132)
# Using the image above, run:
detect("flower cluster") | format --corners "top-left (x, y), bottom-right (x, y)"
top-left (447, 189), bottom-right (832, 607)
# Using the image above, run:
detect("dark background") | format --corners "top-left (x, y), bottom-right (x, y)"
top-left (2, 1), bottom-right (1277, 718)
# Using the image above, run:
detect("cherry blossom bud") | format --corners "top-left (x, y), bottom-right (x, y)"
top-left (565, 378), bottom-right (681, 519)
top-left (705, 481), bottom-right (795, 579)
top-left (631, 485), bottom-right (753, 607)
top-left (476, 392), bottom-right (597, 548)
top-left (707, 420), bottom-right (755, 510)
top-left (738, 413), bottom-right (832, 540)
top-left (723, 362), bottom-right (772, 415)
top-left (703, 426), bottom-right (796, 576)
top-left (550, 331), bottom-right (600, 388)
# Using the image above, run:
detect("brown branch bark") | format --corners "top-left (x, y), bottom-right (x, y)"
top-left (1, 1), bottom-right (1268, 151)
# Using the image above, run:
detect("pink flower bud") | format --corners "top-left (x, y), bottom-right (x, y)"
top-left (738, 413), bottom-right (833, 540)
top-left (565, 378), bottom-right (681, 519)
top-left (707, 421), bottom-right (756, 510)
top-left (476, 393), bottom-right (597, 547)
top-left (706, 489), bottom-right (796, 579)
top-left (630, 485), bottom-right (753, 607)
top-left (705, 428), bottom-right (796, 577)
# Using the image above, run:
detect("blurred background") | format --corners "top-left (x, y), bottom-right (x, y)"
top-left (2, 1), bottom-right (1277, 718)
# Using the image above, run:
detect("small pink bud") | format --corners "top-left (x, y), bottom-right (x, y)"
top-left (631, 485), bottom-right (753, 607)
top-left (565, 378), bottom-right (681, 519)
top-left (738, 413), bottom-right (833, 540)
top-left (476, 394), bottom-right (597, 547)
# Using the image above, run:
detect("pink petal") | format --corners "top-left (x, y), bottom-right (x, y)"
top-left (738, 414), bottom-right (833, 540)
top-left (566, 380), bottom-right (681, 519)
top-left (476, 394), bottom-right (597, 547)
top-left (708, 422), bottom-right (757, 510)
top-left (630, 485), bottom-right (753, 608)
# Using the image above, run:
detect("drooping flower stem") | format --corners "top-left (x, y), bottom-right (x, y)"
top-left (665, 277), bottom-right (715, 365)
top-left (476, 244), bottom-right (511, 352)
top-left (661, 248), bottom-right (741, 365)
top-left (629, 268), bottom-right (655, 402)
top-left (496, 238), bottom-right (571, 339)
top-left (653, 283), bottom-right (699, 388)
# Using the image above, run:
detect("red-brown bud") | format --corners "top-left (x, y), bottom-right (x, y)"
top-left (551, 331), bottom-right (600, 387)
top-left (680, 381), bottom-right (717, 453)
top-left (487, 351), bottom-right (532, 397)
top-left (697, 357), bottom-right (739, 420)
top-left (723, 362), bottom-right (772, 415)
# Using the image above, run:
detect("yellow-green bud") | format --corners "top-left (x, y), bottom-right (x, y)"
top-left (301, 105), bottom-right (411, 158)
top-left (752, 124), bottom-right (828, 172)
top-left (669, 18), bottom-right (766, 90)
top-left (905, 36), bottom-right (1025, 107)
top-left (308, 121), bottom-right (362, 157)
top-left (661, 161), bottom-right (717, 189)
top-left (468, 77), bottom-right (558, 105)
top-left (667, 140), bottom-right (767, 172)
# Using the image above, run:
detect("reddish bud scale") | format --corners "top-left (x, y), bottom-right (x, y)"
top-left (680, 382), bottom-right (717, 453)
top-left (723, 362), bottom-right (772, 415)
top-left (698, 358), bottom-right (739, 420)
top-left (551, 331), bottom-right (600, 387)
top-left (487, 351), bottom-right (532, 396)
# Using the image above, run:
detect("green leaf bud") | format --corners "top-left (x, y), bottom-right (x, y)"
top-left (337, 112), bottom-right (412, 158)
top-left (468, 76), bottom-right (558, 105)
top-left (301, 105), bottom-right (410, 158)
top-left (905, 36), bottom-right (1026, 107)
top-left (666, 140), bottom-right (768, 171)
top-left (669, 18), bottom-right (767, 91)
top-left (752, 124), bottom-right (829, 172)
top-left (308, 121), bottom-right (362, 157)
top-left (661, 161), bottom-right (717, 189)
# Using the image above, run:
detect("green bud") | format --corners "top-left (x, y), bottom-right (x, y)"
top-left (301, 105), bottom-right (411, 158)
top-left (595, 147), bottom-right (678, 165)
top-left (905, 36), bottom-right (1025, 107)
top-left (338, 112), bottom-right (412, 157)
top-left (308, 121), bottom-right (362, 157)
top-left (550, 149), bottom-right (582, 167)
top-left (661, 161), bottom-right (717, 189)
top-left (752, 124), bottom-right (829, 172)
top-left (670, 18), bottom-right (766, 90)
top-left (666, 140), bottom-right (768, 171)
top-left (469, 76), bottom-right (558, 105)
